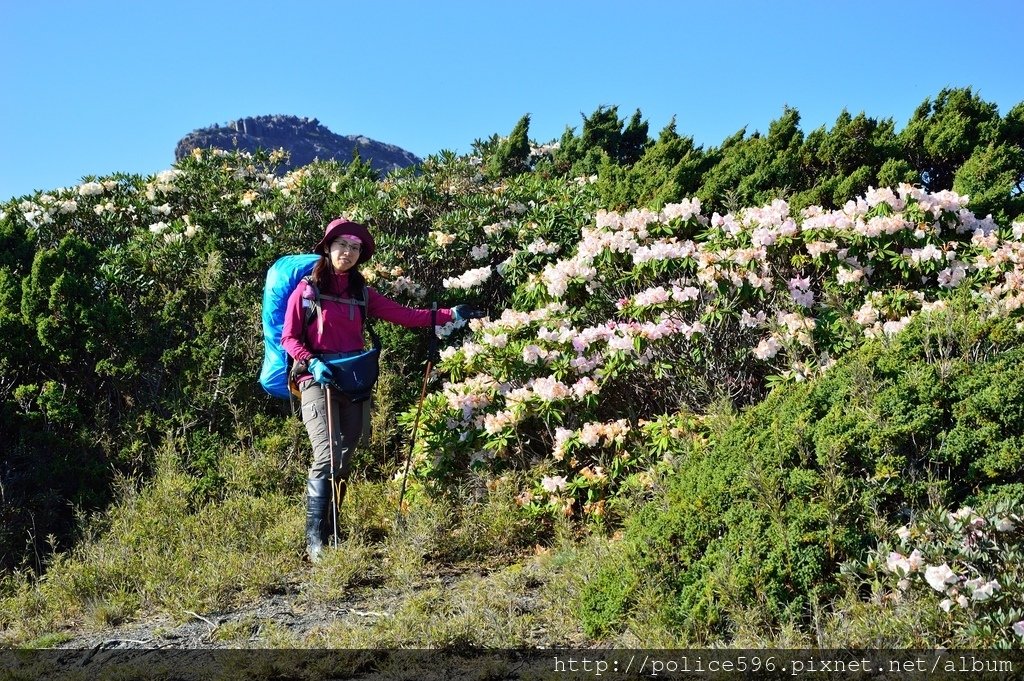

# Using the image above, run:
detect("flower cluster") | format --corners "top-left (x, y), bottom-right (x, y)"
top-left (443, 265), bottom-right (492, 290)
top-left (143, 169), bottom-right (181, 201)
top-left (854, 504), bottom-right (1023, 646)
top-left (415, 185), bottom-right (1024, 524)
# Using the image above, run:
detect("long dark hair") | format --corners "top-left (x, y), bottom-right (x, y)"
top-left (310, 255), bottom-right (366, 297)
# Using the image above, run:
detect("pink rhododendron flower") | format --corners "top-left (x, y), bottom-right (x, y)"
top-left (788, 276), bottom-right (811, 292)
top-left (791, 288), bottom-right (815, 308)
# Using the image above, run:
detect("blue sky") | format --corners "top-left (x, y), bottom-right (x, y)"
top-left (2, 0), bottom-right (1021, 200)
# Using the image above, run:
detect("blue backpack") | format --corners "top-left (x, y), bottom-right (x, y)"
top-left (259, 254), bottom-right (319, 399)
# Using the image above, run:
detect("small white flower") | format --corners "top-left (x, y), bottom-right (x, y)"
top-left (939, 598), bottom-right (954, 612)
top-left (1013, 621), bottom-right (1024, 638)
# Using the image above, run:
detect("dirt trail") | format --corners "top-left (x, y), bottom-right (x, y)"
top-left (53, 556), bottom-right (567, 651)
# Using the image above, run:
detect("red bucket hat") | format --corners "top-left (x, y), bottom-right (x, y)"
top-left (314, 218), bottom-right (375, 263)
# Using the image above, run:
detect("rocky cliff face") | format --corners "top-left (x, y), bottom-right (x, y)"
top-left (175, 115), bottom-right (421, 175)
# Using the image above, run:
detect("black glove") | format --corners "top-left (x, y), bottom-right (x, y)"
top-left (451, 304), bottom-right (486, 321)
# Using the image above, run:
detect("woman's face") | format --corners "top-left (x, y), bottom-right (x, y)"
top-left (328, 235), bottom-right (362, 272)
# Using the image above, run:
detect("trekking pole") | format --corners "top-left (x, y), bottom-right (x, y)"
top-left (325, 384), bottom-right (339, 548)
top-left (396, 305), bottom-right (438, 528)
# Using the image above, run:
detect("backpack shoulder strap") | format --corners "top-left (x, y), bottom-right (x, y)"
top-left (300, 280), bottom-right (380, 349)
top-left (300, 276), bottom-right (319, 326)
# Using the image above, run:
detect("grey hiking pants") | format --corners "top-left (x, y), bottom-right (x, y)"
top-left (300, 381), bottom-right (370, 480)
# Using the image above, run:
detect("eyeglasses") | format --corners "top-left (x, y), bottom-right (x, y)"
top-left (330, 241), bottom-right (362, 254)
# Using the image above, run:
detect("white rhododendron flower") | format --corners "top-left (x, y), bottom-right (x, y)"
top-left (836, 266), bottom-right (864, 285)
top-left (541, 475), bottom-right (567, 493)
top-left (521, 345), bottom-right (547, 364)
top-left (937, 265), bottom-right (967, 288)
top-left (882, 317), bottom-right (911, 336)
top-left (924, 564), bottom-right (958, 592)
top-left (443, 266), bottom-right (493, 290)
top-left (660, 198), bottom-right (702, 222)
top-left (970, 579), bottom-right (1000, 602)
top-left (739, 309), bottom-right (766, 328)
top-left (77, 181), bottom-right (104, 197)
top-left (753, 336), bottom-right (781, 360)
top-left (805, 241), bottom-right (838, 258)
top-left (482, 332), bottom-right (508, 348)
top-left (886, 552), bottom-right (911, 574)
top-left (527, 238), bottom-right (560, 255)
top-left (910, 244), bottom-right (943, 264)
top-left (431, 231), bottom-right (456, 247)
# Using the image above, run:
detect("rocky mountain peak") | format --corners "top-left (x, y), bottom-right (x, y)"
top-left (175, 115), bottom-right (421, 175)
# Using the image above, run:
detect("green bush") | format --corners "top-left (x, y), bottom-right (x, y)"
top-left (583, 303), bottom-right (1024, 642)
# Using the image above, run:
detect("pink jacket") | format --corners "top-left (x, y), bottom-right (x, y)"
top-left (281, 270), bottom-right (454, 364)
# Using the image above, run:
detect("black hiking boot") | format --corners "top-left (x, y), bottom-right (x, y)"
top-left (305, 478), bottom-right (331, 562)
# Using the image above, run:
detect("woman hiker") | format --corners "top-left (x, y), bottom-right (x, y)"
top-left (282, 218), bottom-right (483, 561)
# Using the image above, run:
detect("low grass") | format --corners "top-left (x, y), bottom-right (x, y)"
top-left (0, 453), bottom-right (557, 648)
top-left (4, 433), bottom-right (1009, 650)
